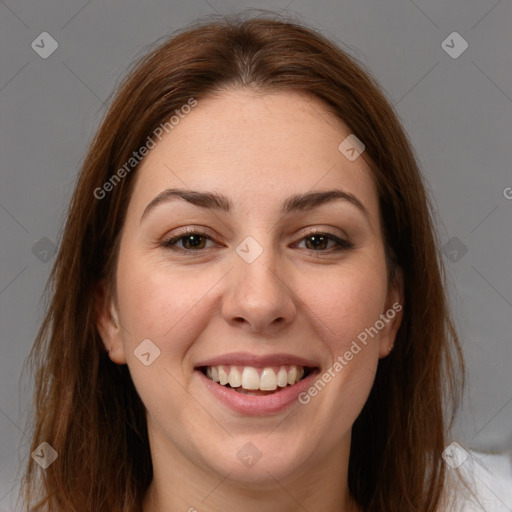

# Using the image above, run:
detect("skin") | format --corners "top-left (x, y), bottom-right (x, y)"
top-left (96, 88), bottom-right (403, 512)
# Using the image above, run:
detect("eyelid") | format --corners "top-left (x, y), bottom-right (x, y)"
top-left (293, 225), bottom-right (349, 242)
top-left (168, 225), bottom-right (212, 236)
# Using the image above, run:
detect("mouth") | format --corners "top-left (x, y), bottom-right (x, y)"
top-left (199, 364), bottom-right (314, 396)
top-left (194, 354), bottom-right (320, 415)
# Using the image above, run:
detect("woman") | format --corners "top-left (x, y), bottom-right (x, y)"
top-left (21, 12), bottom-right (466, 512)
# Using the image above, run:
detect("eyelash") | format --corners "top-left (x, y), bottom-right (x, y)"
top-left (160, 228), bottom-right (354, 254)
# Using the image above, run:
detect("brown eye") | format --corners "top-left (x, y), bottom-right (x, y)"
top-left (162, 232), bottom-right (215, 252)
top-left (179, 234), bottom-right (207, 250)
top-left (304, 234), bottom-right (330, 250)
top-left (296, 232), bottom-right (353, 252)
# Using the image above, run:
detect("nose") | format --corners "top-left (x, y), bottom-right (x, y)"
top-left (221, 241), bottom-right (297, 333)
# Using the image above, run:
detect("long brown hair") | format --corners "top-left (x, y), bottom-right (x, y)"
top-left (20, 11), bottom-right (465, 511)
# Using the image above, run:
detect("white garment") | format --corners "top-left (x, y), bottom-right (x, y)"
top-left (447, 450), bottom-right (512, 511)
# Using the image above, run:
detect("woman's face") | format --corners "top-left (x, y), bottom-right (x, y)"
top-left (98, 89), bottom-right (402, 487)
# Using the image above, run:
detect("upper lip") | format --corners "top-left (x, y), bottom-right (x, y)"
top-left (195, 352), bottom-right (319, 369)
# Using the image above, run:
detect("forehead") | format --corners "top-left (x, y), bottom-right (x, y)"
top-left (127, 89), bottom-right (380, 223)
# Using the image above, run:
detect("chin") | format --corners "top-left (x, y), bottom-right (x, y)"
top-left (198, 435), bottom-right (313, 486)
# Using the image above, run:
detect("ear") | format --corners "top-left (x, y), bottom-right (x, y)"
top-left (94, 279), bottom-right (127, 365)
top-left (378, 267), bottom-right (404, 359)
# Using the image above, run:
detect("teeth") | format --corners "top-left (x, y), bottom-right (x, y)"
top-left (228, 367), bottom-right (241, 388)
top-left (204, 364), bottom-right (308, 391)
top-left (241, 367), bottom-right (260, 390)
top-left (218, 365), bottom-right (229, 385)
top-left (277, 367), bottom-right (288, 387)
top-left (287, 366), bottom-right (297, 385)
top-left (260, 367), bottom-right (278, 391)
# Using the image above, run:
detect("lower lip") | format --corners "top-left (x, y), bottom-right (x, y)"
top-left (197, 369), bottom-right (319, 416)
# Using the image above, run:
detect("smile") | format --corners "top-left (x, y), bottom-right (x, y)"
top-left (194, 353), bottom-right (320, 415)
top-left (201, 364), bottom-right (309, 394)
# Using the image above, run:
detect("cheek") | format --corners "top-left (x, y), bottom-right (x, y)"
top-left (299, 266), bottom-right (386, 436)
top-left (301, 259), bottom-right (387, 406)
top-left (114, 256), bottom-right (216, 420)
top-left (314, 263), bottom-right (388, 352)
top-left (115, 251), bottom-right (220, 358)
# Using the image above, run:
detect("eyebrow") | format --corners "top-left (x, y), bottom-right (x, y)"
top-left (140, 187), bottom-right (369, 222)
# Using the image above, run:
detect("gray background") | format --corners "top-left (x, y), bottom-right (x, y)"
top-left (0, 0), bottom-right (511, 509)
